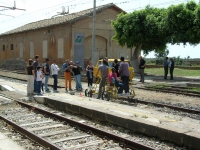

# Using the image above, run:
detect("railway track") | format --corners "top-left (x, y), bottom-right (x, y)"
top-left (0, 72), bottom-right (199, 118)
top-left (0, 100), bottom-right (154, 150)
top-left (136, 86), bottom-right (200, 98)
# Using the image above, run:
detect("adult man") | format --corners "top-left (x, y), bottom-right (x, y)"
top-left (63, 59), bottom-right (72, 92)
top-left (71, 61), bottom-right (83, 91)
top-left (169, 58), bottom-right (174, 80)
top-left (32, 55), bottom-right (39, 93)
top-left (96, 60), bottom-right (108, 99)
top-left (138, 56), bottom-right (146, 83)
top-left (119, 57), bottom-right (130, 95)
top-left (104, 57), bottom-right (109, 66)
top-left (44, 58), bottom-right (51, 92)
top-left (51, 60), bottom-right (60, 92)
top-left (163, 57), bottom-right (169, 79)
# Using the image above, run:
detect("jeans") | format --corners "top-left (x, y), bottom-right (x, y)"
top-left (34, 79), bottom-right (38, 92)
top-left (52, 74), bottom-right (58, 90)
top-left (45, 75), bottom-right (50, 91)
top-left (37, 81), bottom-right (42, 94)
top-left (97, 77), bottom-right (106, 99)
top-left (75, 74), bottom-right (82, 90)
top-left (116, 82), bottom-right (123, 94)
top-left (27, 75), bottom-right (34, 94)
top-left (121, 76), bottom-right (129, 93)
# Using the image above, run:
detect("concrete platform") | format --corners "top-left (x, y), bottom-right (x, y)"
top-left (0, 78), bottom-right (200, 150)
top-left (0, 133), bottom-right (24, 150)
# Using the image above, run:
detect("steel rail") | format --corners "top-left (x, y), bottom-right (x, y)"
top-left (136, 87), bottom-right (200, 97)
top-left (129, 98), bottom-right (200, 115)
top-left (16, 100), bottom-right (155, 150)
top-left (0, 115), bottom-right (60, 150)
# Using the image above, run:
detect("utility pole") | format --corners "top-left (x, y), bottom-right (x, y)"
top-left (91, 0), bottom-right (96, 64)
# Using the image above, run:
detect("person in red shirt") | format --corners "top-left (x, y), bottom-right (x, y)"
top-left (108, 68), bottom-right (123, 96)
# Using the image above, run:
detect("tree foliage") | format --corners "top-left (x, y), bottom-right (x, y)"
top-left (112, 0), bottom-right (200, 55)
top-left (167, 1), bottom-right (198, 45)
top-left (112, 6), bottom-right (168, 54)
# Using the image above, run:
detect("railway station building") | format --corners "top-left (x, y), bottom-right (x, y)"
top-left (0, 3), bottom-right (132, 68)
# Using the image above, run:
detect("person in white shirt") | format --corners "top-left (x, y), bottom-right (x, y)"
top-left (36, 66), bottom-right (44, 95)
top-left (51, 60), bottom-right (60, 92)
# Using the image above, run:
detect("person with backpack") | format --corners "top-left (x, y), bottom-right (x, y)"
top-left (63, 59), bottom-right (72, 92)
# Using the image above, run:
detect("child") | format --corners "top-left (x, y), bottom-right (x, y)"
top-left (36, 66), bottom-right (44, 95)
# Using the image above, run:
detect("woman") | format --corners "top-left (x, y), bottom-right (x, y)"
top-left (113, 59), bottom-right (120, 77)
top-left (108, 68), bottom-right (123, 96)
top-left (26, 59), bottom-right (34, 96)
top-left (86, 61), bottom-right (94, 87)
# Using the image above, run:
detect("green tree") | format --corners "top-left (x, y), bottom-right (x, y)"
top-left (167, 1), bottom-right (198, 45)
top-left (112, 6), bottom-right (168, 72)
top-left (154, 48), bottom-right (169, 58)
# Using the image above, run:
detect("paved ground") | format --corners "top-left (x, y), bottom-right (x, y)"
top-left (0, 76), bottom-right (200, 149)
top-left (0, 133), bottom-right (24, 150)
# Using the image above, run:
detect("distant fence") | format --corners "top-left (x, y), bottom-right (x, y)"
top-left (146, 65), bottom-right (200, 70)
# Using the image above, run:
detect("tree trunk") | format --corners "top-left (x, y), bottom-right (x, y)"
top-left (131, 44), bottom-right (142, 73)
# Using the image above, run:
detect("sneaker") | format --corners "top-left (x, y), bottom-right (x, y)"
top-left (54, 90), bottom-right (59, 93)
top-left (33, 92), bottom-right (38, 95)
top-left (118, 93), bottom-right (122, 96)
top-left (125, 93), bottom-right (130, 96)
top-left (37, 93), bottom-right (43, 96)
top-left (46, 90), bottom-right (51, 93)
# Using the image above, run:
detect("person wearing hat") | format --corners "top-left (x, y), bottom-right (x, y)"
top-left (70, 61), bottom-right (83, 91)
top-left (36, 65), bottom-right (44, 95)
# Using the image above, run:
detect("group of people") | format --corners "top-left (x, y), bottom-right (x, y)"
top-left (164, 57), bottom-right (174, 80)
top-left (26, 55), bottom-right (145, 99)
top-left (96, 57), bottom-right (130, 99)
top-left (26, 55), bottom-right (60, 96)
top-left (62, 60), bottom-right (83, 92)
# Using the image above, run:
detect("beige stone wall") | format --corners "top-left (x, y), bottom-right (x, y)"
top-left (72, 7), bottom-right (131, 65)
top-left (0, 7), bottom-right (131, 67)
top-left (0, 24), bottom-right (72, 65)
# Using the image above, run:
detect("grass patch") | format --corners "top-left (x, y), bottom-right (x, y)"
top-left (141, 115), bottom-right (148, 119)
top-left (190, 87), bottom-right (200, 92)
top-left (145, 68), bottom-right (199, 76)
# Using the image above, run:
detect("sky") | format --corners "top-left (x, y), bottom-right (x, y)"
top-left (0, 0), bottom-right (199, 58)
